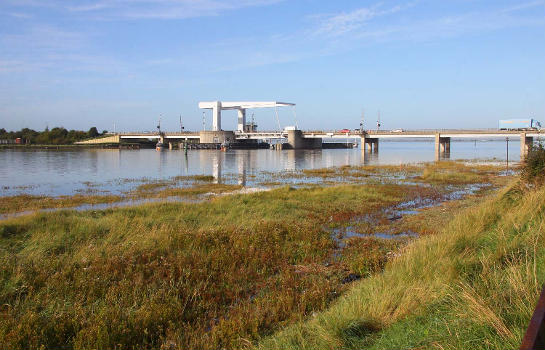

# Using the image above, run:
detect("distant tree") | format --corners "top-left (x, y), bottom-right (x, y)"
top-left (3, 127), bottom-right (102, 144)
top-left (87, 127), bottom-right (99, 138)
top-left (102, 130), bottom-right (108, 135)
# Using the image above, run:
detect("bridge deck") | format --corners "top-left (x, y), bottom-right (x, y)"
top-left (80, 130), bottom-right (545, 144)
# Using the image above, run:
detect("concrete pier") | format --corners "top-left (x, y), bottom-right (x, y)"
top-left (199, 131), bottom-right (235, 144)
top-left (435, 134), bottom-right (451, 160)
top-left (520, 133), bottom-right (534, 159)
top-left (286, 130), bottom-right (321, 149)
top-left (361, 135), bottom-right (379, 152)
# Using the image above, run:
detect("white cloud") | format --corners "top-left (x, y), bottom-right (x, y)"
top-left (5, 0), bottom-right (286, 20)
top-left (501, 0), bottom-right (545, 13)
top-left (312, 2), bottom-right (416, 37)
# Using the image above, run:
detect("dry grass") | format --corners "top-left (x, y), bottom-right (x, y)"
top-left (257, 182), bottom-right (544, 350)
top-left (0, 183), bottom-right (424, 350)
top-left (0, 161), bottom-right (518, 349)
top-left (0, 194), bottom-right (123, 214)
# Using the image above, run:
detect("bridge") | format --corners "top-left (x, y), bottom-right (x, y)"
top-left (76, 129), bottom-right (544, 159)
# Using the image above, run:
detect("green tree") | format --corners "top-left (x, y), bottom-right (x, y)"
top-left (87, 127), bottom-right (99, 138)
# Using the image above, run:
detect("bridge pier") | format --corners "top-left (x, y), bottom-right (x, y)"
top-left (361, 135), bottom-right (379, 152)
top-left (520, 133), bottom-right (533, 159)
top-left (435, 134), bottom-right (451, 160)
top-left (286, 130), bottom-right (321, 149)
top-left (237, 109), bottom-right (246, 132)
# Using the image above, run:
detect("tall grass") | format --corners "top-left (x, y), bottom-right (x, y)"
top-left (0, 183), bottom-right (421, 349)
top-left (521, 143), bottom-right (545, 185)
top-left (257, 182), bottom-right (544, 349)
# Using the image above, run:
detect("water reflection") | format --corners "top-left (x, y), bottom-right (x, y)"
top-left (0, 139), bottom-right (527, 197)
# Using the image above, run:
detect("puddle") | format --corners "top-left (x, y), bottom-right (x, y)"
top-left (329, 182), bottom-right (490, 250)
top-left (0, 186), bottom-right (271, 221)
top-left (372, 231), bottom-right (419, 239)
top-left (498, 169), bottom-right (517, 177)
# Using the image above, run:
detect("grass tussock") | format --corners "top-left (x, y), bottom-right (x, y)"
top-left (173, 174), bottom-right (215, 182)
top-left (257, 182), bottom-right (544, 350)
top-left (0, 183), bottom-right (423, 350)
top-left (419, 161), bottom-right (500, 184)
top-left (0, 194), bottom-right (122, 214)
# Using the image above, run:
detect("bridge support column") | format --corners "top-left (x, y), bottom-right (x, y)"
top-left (212, 101), bottom-right (222, 131)
top-left (435, 134), bottom-right (451, 160)
top-left (361, 136), bottom-right (378, 152)
top-left (168, 142), bottom-right (173, 150)
top-left (237, 109), bottom-right (246, 132)
top-left (159, 135), bottom-right (165, 144)
top-left (286, 130), bottom-right (321, 149)
top-left (520, 133), bottom-right (533, 159)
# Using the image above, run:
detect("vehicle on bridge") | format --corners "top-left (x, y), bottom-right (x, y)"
top-left (499, 119), bottom-right (542, 130)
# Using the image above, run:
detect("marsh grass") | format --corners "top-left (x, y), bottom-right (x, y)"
top-left (173, 174), bottom-right (215, 182)
top-left (0, 162), bottom-right (507, 216)
top-left (257, 181), bottom-right (544, 350)
top-left (0, 184), bottom-right (243, 215)
top-left (0, 193), bottom-right (123, 214)
top-left (0, 183), bottom-right (426, 350)
top-left (134, 181), bottom-right (174, 192)
top-left (0, 161), bottom-right (516, 349)
top-left (418, 161), bottom-right (500, 184)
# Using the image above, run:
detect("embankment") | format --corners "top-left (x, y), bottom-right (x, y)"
top-left (258, 181), bottom-right (545, 349)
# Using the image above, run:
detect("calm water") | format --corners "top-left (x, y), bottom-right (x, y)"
top-left (0, 139), bottom-right (527, 196)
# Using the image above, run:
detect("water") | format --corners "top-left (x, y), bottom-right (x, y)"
top-left (0, 139), bottom-right (520, 196)
top-left (330, 182), bottom-right (489, 247)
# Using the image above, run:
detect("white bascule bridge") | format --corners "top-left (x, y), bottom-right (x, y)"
top-left (76, 99), bottom-right (545, 159)
top-left (198, 101), bottom-right (296, 132)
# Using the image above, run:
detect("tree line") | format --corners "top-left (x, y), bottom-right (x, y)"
top-left (0, 127), bottom-right (107, 145)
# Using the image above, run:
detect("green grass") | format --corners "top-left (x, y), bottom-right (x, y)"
top-left (0, 184), bottom-right (242, 215)
top-left (0, 162), bottom-right (508, 216)
top-left (0, 194), bottom-right (123, 214)
top-left (0, 183), bottom-right (423, 350)
top-left (418, 161), bottom-right (502, 185)
top-left (173, 175), bottom-right (215, 182)
top-left (0, 162), bottom-right (518, 349)
top-left (256, 182), bottom-right (544, 350)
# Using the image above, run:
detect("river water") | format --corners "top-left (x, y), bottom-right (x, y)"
top-left (0, 139), bottom-right (528, 196)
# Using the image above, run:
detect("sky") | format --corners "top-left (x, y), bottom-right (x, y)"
top-left (1, 0), bottom-right (544, 132)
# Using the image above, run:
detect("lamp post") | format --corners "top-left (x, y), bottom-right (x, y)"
top-left (506, 137), bottom-right (509, 170)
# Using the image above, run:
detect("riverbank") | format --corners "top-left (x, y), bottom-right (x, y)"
top-left (0, 162), bottom-right (521, 349)
top-left (257, 180), bottom-right (545, 350)
top-left (0, 143), bottom-right (137, 150)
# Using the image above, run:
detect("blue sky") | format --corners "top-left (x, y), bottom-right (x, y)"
top-left (1, 0), bottom-right (544, 132)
